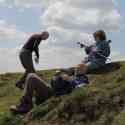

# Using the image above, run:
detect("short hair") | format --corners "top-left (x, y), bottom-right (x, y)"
top-left (93, 30), bottom-right (107, 41)
top-left (42, 31), bottom-right (49, 36)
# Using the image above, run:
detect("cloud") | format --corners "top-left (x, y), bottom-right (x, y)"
top-left (0, 48), bottom-right (21, 73)
top-left (2, 0), bottom-right (122, 32)
top-left (41, 0), bottom-right (121, 33)
top-left (39, 0), bottom-right (122, 52)
top-left (1, 0), bottom-right (122, 42)
top-left (0, 45), bottom-right (85, 73)
top-left (35, 0), bottom-right (123, 67)
top-left (0, 20), bottom-right (29, 73)
top-left (0, 45), bottom-right (124, 74)
top-left (38, 45), bottom-right (85, 69)
top-left (0, 0), bottom-right (124, 73)
top-left (0, 20), bottom-right (27, 43)
top-left (2, 0), bottom-right (52, 8)
top-left (45, 26), bottom-right (94, 48)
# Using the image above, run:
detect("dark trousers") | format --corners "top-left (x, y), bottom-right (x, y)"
top-left (24, 73), bottom-right (53, 105)
top-left (18, 49), bottom-right (35, 86)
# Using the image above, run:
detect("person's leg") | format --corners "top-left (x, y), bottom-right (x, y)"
top-left (75, 63), bottom-right (88, 75)
top-left (86, 61), bottom-right (100, 73)
top-left (16, 50), bottom-right (35, 89)
top-left (24, 73), bottom-right (53, 105)
top-left (75, 60), bottom-right (102, 75)
top-left (11, 73), bottom-right (52, 114)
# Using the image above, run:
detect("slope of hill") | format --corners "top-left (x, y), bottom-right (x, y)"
top-left (0, 62), bottom-right (125, 125)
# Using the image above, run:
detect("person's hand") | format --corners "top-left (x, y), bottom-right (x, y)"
top-left (80, 44), bottom-right (85, 48)
top-left (34, 57), bottom-right (39, 64)
top-left (77, 42), bottom-right (85, 48)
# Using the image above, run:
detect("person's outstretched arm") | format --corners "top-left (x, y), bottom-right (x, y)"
top-left (34, 46), bottom-right (40, 64)
top-left (35, 47), bottom-right (39, 58)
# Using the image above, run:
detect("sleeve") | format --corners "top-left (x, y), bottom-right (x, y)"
top-left (34, 46), bottom-right (39, 58)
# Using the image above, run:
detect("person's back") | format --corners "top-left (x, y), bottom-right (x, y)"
top-left (23, 34), bottom-right (42, 53)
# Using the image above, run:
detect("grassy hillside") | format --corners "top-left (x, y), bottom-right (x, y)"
top-left (0, 62), bottom-right (125, 125)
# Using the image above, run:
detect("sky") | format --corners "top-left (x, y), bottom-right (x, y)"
top-left (0, 0), bottom-right (124, 73)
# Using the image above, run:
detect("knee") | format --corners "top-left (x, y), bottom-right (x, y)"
top-left (76, 63), bottom-right (87, 69)
top-left (76, 63), bottom-right (87, 74)
top-left (26, 73), bottom-right (38, 82)
top-left (25, 73), bottom-right (38, 87)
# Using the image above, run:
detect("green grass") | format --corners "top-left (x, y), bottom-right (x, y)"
top-left (0, 70), bottom-right (56, 113)
top-left (0, 62), bottom-right (125, 125)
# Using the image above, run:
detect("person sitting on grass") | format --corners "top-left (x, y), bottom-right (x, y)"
top-left (77, 30), bottom-right (111, 73)
top-left (10, 64), bottom-right (89, 114)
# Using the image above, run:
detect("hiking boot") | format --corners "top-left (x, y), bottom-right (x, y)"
top-left (15, 80), bottom-right (24, 90)
top-left (10, 97), bottom-right (33, 114)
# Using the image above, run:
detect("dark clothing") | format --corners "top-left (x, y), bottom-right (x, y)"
top-left (71, 74), bottom-right (89, 88)
top-left (23, 34), bottom-right (42, 53)
top-left (51, 76), bottom-right (73, 96)
top-left (16, 34), bottom-right (42, 89)
top-left (51, 73), bottom-right (89, 96)
top-left (12, 73), bottom-right (89, 114)
top-left (85, 40), bottom-right (110, 62)
top-left (11, 74), bottom-right (53, 114)
top-left (19, 49), bottom-right (35, 72)
top-left (24, 74), bottom-right (53, 105)
top-left (16, 49), bottom-right (35, 89)
top-left (19, 49), bottom-right (35, 85)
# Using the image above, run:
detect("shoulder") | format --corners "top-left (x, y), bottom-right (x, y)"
top-left (98, 41), bottom-right (107, 46)
top-left (30, 34), bottom-right (41, 39)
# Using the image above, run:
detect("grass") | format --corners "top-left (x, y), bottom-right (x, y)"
top-left (0, 62), bottom-right (125, 125)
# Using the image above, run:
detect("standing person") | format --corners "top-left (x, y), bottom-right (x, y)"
top-left (16, 31), bottom-right (49, 89)
top-left (76, 30), bottom-right (111, 73)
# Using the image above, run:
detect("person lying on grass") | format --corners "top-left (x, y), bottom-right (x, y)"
top-left (10, 64), bottom-right (89, 114)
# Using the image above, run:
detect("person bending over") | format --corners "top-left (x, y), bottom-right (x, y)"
top-left (16, 31), bottom-right (49, 89)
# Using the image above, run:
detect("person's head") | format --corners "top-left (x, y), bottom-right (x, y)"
top-left (76, 64), bottom-right (87, 74)
top-left (93, 30), bottom-right (106, 42)
top-left (41, 31), bottom-right (49, 40)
